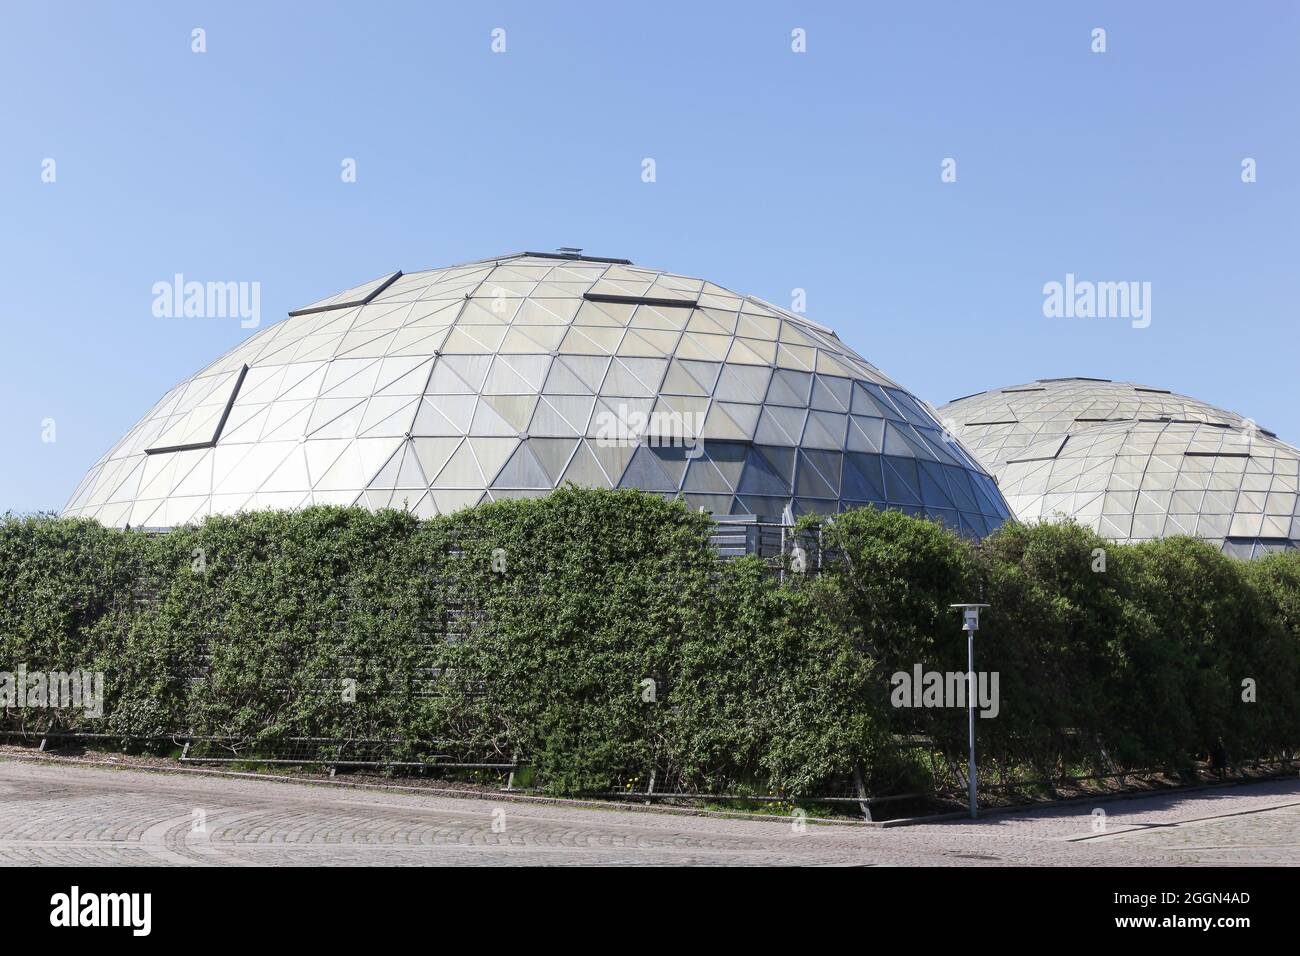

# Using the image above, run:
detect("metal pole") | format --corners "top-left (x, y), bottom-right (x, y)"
top-left (967, 629), bottom-right (977, 819)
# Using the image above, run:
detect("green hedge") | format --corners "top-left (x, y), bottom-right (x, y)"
top-left (2, 488), bottom-right (1297, 797)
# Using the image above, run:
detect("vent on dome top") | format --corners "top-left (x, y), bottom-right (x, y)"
top-left (524, 251), bottom-right (633, 264)
top-left (1005, 435), bottom-right (1068, 464)
top-left (582, 292), bottom-right (699, 308)
top-left (288, 272), bottom-right (402, 317)
top-left (145, 364), bottom-right (248, 456)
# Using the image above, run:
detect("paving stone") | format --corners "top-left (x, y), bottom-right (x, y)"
top-left (0, 758), bottom-right (1297, 866)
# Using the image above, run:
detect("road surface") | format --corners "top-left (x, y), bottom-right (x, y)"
top-left (1, 756), bottom-right (1297, 866)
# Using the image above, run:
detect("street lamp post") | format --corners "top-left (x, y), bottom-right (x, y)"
top-left (950, 603), bottom-right (989, 819)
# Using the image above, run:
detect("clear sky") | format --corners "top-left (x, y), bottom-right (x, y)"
top-left (2, 1), bottom-right (1296, 513)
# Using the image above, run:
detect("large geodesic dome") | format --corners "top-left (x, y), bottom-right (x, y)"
top-left (63, 252), bottom-right (1011, 534)
top-left (939, 378), bottom-right (1300, 558)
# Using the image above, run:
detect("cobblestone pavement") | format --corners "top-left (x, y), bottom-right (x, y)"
top-left (1, 756), bottom-right (1297, 866)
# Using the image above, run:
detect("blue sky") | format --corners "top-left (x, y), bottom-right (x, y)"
top-left (2, 1), bottom-right (1296, 512)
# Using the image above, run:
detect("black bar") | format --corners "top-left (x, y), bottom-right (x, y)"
top-left (582, 292), bottom-right (698, 308)
top-left (287, 270), bottom-right (403, 317)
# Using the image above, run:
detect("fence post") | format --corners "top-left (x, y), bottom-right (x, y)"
top-left (1098, 738), bottom-right (1126, 787)
top-left (779, 525), bottom-right (786, 585)
top-left (852, 765), bottom-right (873, 822)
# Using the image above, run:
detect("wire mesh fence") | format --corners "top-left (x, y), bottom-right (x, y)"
top-left (0, 729), bottom-right (517, 773)
top-left (4, 724), bottom-right (1296, 822)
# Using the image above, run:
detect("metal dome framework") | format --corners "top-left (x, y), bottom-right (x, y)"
top-left (64, 252), bottom-right (1011, 535)
top-left (939, 378), bottom-right (1300, 558)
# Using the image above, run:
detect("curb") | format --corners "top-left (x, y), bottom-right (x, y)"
top-left (881, 769), bottom-right (1300, 826)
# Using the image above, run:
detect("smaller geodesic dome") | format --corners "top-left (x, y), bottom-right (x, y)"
top-left (938, 377), bottom-right (1251, 468)
top-left (939, 378), bottom-right (1300, 558)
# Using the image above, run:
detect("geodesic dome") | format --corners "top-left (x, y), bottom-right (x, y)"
top-left (63, 252), bottom-right (1011, 535)
top-left (939, 378), bottom-right (1300, 557)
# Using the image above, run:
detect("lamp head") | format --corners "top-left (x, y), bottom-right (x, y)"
top-left (949, 603), bottom-right (990, 632)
